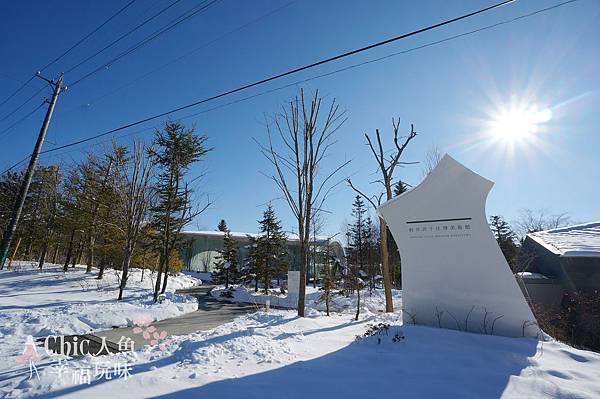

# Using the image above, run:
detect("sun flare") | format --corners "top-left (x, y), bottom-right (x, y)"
top-left (489, 104), bottom-right (552, 142)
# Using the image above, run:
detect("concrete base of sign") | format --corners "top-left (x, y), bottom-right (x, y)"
top-left (378, 155), bottom-right (539, 338)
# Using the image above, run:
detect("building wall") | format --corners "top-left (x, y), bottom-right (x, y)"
top-left (181, 233), bottom-right (342, 281)
top-left (520, 236), bottom-right (600, 299)
top-left (517, 277), bottom-right (565, 308)
top-left (559, 257), bottom-right (600, 294)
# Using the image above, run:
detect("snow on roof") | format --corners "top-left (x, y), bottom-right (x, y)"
top-left (527, 221), bottom-right (600, 258)
top-left (181, 230), bottom-right (341, 245)
top-left (515, 271), bottom-right (550, 279)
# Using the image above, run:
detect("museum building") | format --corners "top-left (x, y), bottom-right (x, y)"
top-left (180, 230), bottom-right (345, 282)
top-left (517, 221), bottom-right (600, 307)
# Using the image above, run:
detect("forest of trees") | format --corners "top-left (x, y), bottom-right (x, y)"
top-left (0, 121), bottom-right (210, 301)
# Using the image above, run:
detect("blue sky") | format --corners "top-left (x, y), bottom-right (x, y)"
top-left (1, 0), bottom-right (599, 237)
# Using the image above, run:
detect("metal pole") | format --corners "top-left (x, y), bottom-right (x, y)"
top-left (0, 73), bottom-right (64, 269)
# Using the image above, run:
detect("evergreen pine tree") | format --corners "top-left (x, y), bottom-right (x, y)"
top-left (320, 241), bottom-right (342, 316)
top-left (346, 195), bottom-right (368, 320)
top-left (363, 216), bottom-right (380, 292)
top-left (217, 219), bottom-right (228, 232)
top-left (490, 215), bottom-right (519, 271)
top-left (214, 229), bottom-right (238, 288)
top-left (150, 121), bottom-right (210, 301)
top-left (247, 205), bottom-right (287, 294)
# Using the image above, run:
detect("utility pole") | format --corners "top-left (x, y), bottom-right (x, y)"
top-left (0, 73), bottom-right (65, 269)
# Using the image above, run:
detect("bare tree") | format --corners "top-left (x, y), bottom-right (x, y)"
top-left (514, 208), bottom-right (571, 238)
top-left (310, 210), bottom-right (326, 288)
top-left (422, 144), bottom-right (442, 176)
top-left (347, 118), bottom-right (417, 312)
top-left (117, 141), bottom-right (155, 300)
top-left (200, 250), bottom-right (214, 273)
top-left (259, 89), bottom-right (349, 317)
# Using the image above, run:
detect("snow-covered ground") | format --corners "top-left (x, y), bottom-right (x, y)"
top-left (4, 308), bottom-right (600, 398)
top-left (211, 284), bottom-right (403, 313)
top-left (3, 265), bottom-right (600, 398)
top-left (0, 261), bottom-right (201, 395)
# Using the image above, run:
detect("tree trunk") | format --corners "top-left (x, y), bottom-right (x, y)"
top-left (355, 285), bottom-right (361, 321)
top-left (379, 217), bottom-right (393, 312)
top-left (264, 273), bottom-right (269, 295)
top-left (24, 238), bottom-right (33, 260)
top-left (153, 258), bottom-right (164, 302)
top-left (297, 241), bottom-right (307, 317)
top-left (118, 248), bottom-right (132, 300)
top-left (63, 229), bottom-right (76, 272)
top-left (264, 258), bottom-right (269, 295)
top-left (86, 234), bottom-right (95, 272)
top-left (38, 242), bottom-right (48, 269)
top-left (73, 239), bottom-right (83, 267)
top-left (160, 264), bottom-right (169, 294)
top-left (51, 245), bottom-right (59, 264)
top-left (97, 261), bottom-right (106, 279)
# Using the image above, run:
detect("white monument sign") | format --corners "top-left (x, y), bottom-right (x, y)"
top-left (378, 155), bottom-right (538, 338)
top-left (287, 270), bottom-right (300, 299)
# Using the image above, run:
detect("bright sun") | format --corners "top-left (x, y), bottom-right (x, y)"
top-left (489, 104), bottom-right (552, 142)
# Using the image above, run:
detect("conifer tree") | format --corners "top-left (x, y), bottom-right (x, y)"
top-left (150, 121), bottom-right (211, 302)
top-left (347, 195), bottom-right (368, 320)
top-left (214, 229), bottom-right (238, 288)
top-left (247, 205), bottom-right (288, 294)
top-left (490, 215), bottom-right (519, 271)
top-left (217, 219), bottom-right (228, 232)
top-left (36, 166), bottom-right (61, 269)
top-left (321, 241), bottom-right (342, 316)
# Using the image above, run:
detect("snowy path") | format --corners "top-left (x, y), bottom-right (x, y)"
top-left (94, 286), bottom-right (257, 348)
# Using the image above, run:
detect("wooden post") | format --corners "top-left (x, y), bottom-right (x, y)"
top-left (8, 237), bottom-right (22, 270)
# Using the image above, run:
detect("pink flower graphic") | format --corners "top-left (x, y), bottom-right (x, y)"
top-left (132, 317), bottom-right (172, 350)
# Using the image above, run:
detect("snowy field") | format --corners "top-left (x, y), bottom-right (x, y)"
top-left (2, 266), bottom-right (600, 398)
top-left (211, 284), bottom-right (403, 312)
top-left (4, 308), bottom-right (600, 398)
top-left (0, 261), bottom-right (201, 395)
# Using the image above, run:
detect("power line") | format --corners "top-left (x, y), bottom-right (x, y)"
top-left (59, 0), bottom-right (296, 116)
top-left (0, 102), bottom-right (46, 141)
top-left (3, 0), bottom-right (579, 174)
top-left (0, 76), bottom-right (36, 108)
top-left (0, 85), bottom-right (47, 123)
top-left (39, 0), bottom-right (139, 72)
top-left (70, 0), bottom-right (220, 88)
top-left (1, 1), bottom-right (138, 111)
top-left (65, 0), bottom-right (185, 74)
top-left (45, 0), bottom-right (519, 151)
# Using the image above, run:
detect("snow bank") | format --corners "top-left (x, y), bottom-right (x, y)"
top-left (0, 262), bottom-right (201, 389)
top-left (211, 284), bottom-right (402, 313)
top-left (6, 309), bottom-right (600, 398)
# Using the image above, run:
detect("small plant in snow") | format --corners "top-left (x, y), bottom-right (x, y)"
top-left (356, 323), bottom-right (404, 344)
